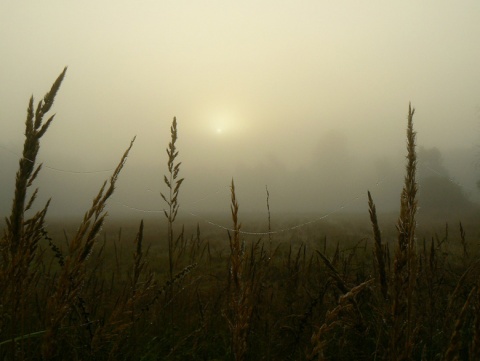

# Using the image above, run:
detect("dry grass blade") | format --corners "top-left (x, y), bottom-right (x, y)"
top-left (391, 103), bottom-right (418, 361)
top-left (226, 179), bottom-right (253, 361)
top-left (444, 286), bottom-right (476, 361)
top-left (309, 279), bottom-right (374, 361)
top-left (8, 67), bottom-right (67, 254)
top-left (316, 250), bottom-right (348, 294)
top-left (161, 117), bottom-right (184, 281)
top-left (368, 190), bottom-right (388, 300)
top-left (42, 137), bottom-right (135, 359)
top-left (1, 68), bottom-right (66, 358)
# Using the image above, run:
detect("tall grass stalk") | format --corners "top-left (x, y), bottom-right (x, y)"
top-left (391, 103), bottom-right (418, 360)
top-left (161, 117), bottom-right (184, 281)
top-left (1, 67), bottom-right (66, 358)
top-left (368, 190), bottom-right (388, 300)
top-left (7, 67), bottom-right (67, 255)
top-left (42, 137), bottom-right (135, 358)
top-left (227, 179), bottom-right (252, 361)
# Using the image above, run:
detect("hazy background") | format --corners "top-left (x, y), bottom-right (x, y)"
top-left (1, 1), bottom-right (480, 224)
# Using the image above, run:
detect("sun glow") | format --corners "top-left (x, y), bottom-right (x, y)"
top-left (200, 104), bottom-right (250, 138)
top-left (210, 112), bottom-right (237, 136)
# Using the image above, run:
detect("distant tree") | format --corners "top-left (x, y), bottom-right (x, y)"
top-left (417, 146), bottom-right (472, 211)
top-left (417, 146), bottom-right (449, 177)
top-left (419, 176), bottom-right (471, 210)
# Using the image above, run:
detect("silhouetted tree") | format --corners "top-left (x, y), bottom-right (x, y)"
top-left (417, 147), bottom-right (472, 211)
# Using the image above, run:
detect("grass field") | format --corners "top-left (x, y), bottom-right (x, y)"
top-left (2, 70), bottom-right (480, 361)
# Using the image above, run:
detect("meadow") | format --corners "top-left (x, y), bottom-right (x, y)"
top-left (1, 69), bottom-right (480, 361)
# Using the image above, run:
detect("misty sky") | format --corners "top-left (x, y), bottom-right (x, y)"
top-left (1, 1), bottom-right (480, 220)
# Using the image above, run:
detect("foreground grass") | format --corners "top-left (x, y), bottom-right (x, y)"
top-left (1, 70), bottom-right (480, 360)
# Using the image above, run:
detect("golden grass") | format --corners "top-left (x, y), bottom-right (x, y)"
top-left (1, 73), bottom-right (479, 360)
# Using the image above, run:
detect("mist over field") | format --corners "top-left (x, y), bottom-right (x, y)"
top-left (1, 1), bottom-right (480, 221)
top-left (5, 3), bottom-right (480, 359)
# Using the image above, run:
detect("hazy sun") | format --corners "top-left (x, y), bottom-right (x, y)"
top-left (203, 106), bottom-right (248, 137)
top-left (210, 114), bottom-right (234, 136)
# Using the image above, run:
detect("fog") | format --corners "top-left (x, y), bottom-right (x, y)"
top-left (1, 1), bottom-right (480, 222)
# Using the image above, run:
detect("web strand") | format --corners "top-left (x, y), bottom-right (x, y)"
top-left (0, 144), bottom-right (115, 174)
top-left (1, 143), bottom-right (476, 234)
